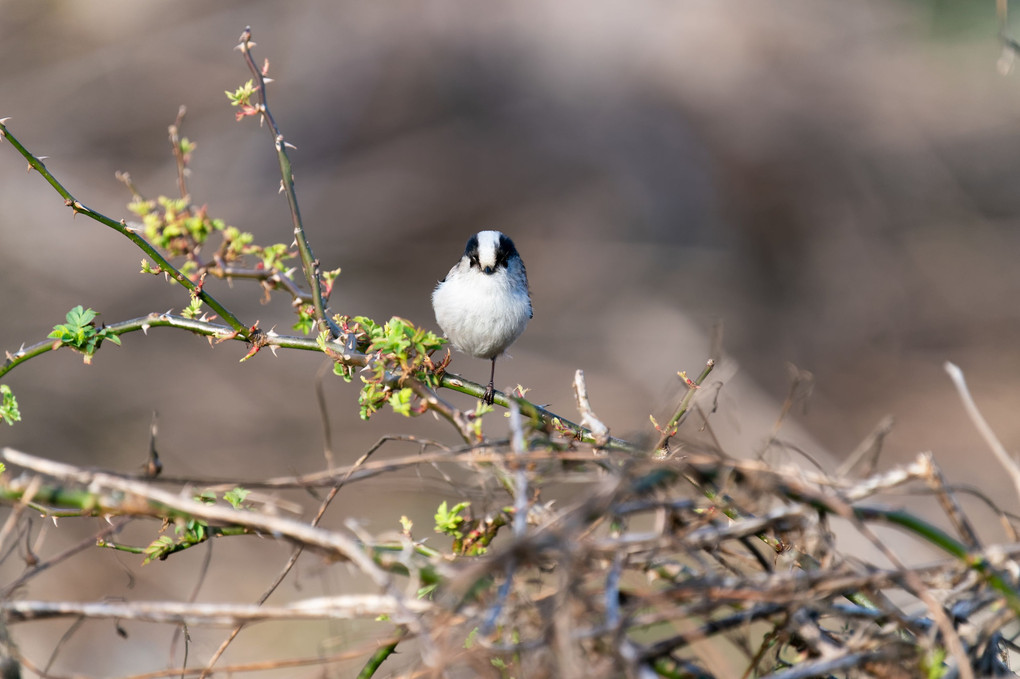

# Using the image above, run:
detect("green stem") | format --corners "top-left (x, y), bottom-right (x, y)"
top-left (853, 506), bottom-right (1020, 615)
top-left (656, 359), bottom-right (716, 451)
top-left (356, 629), bottom-right (407, 679)
top-left (439, 373), bottom-right (634, 450)
top-left (1, 314), bottom-right (361, 381)
top-left (236, 28), bottom-right (341, 339)
top-left (97, 525), bottom-right (250, 558)
top-left (0, 121), bottom-right (249, 338)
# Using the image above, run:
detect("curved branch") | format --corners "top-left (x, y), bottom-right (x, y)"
top-left (0, 121), bottom-right (249, 339)
top-left (1, 313), bottom-right (356, 381)
top-left (1, 308), bottom-right (632, 449)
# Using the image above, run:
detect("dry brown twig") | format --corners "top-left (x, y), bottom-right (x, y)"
top-left (945, 361), bottom-right (1020, 503)
top-left (4, 22), bottom-right (1020, 679)
top-left (3, 427), bottom-right (1020, 676)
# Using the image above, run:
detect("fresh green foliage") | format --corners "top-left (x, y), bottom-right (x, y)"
top-left (48, 306), bottom-right (121, 364)
top-left (143, 535), bottom-right (176, 564)
top-left (388, 387), bottom-right (415, 416)
top-left (143, 517), bottom-right (208, 564)
top-left (225, 79), bottom-right (258, 119)
top-left (0, 385), bottom-right (20, 426)
top-left (321, 266), bottom-right (341, 298)
top-left (221, 225), bottom-right (254, 259)
top-left (194, 490), bottom-right (217, 504)
top-left (128, 196), bottom-right (296, 280)
top-left (224, 487), bottom-right (251, 509)
top-left (334, 315), bottom-right (446, 420)
top-left (468, 400), bottom-right (494, 439)
top-left (436, 503), bottom-right (510, 557)
top-left (293, 304), bottom-right (317, 335)
top-left (129, 196), bottom-right (217, 257)
top-left (181, 296), bottom-right (204, 320)
top-left (434, 500), bottom-right (470, 539)
top-left (177, 136), bottom-right (196, 161)
top-left (922, 647), bottom-right (948, 679)
top-left (141, 489), bottom-right (250, 564)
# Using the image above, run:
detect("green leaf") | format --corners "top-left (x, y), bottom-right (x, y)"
top-left (0, 385), bottom-right (21, 426)
top-left (388, 387), bottom-right (415, 417)
top-left (225, 79), bottom-right (256, 106)
top-left (434, 500), bottom-right (470, 538)
top-left (182, 296), bottom-right (203, 320)
top-left (48, 305), bottom-right (120, 363)
top-left (292, 305), bottom-right (315, 335)
top-left (143, 536), bottom-right (175, 565)
top-left (224, 487), bottom-right (250, 509)
top-left (350, 315), bottom-right (448, 420)
top-left (67, 305), bottom-right (96, 327)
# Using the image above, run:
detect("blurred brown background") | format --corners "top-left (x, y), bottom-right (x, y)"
top-left (3, 0), bottom-right (1020, 675)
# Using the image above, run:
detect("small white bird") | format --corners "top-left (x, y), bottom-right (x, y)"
top-left (432, 230), bottom-right (533, 405)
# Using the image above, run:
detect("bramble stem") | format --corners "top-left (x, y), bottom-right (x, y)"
top-left (0, 121), bottom-right (249, 339)
top-left (236, 27), bottom-right (341, 340)
top-left (655, 358), bottom-right (716, 452)
top-left (438, 374), bottom-right (634, 450)
top-left (356, 629), bottom-right (406, 678)
top-left (0, 314), bottom-right (359, 381)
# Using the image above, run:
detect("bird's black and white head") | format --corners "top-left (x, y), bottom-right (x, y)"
top-left (464, 230), bottom-right (521, 276)
top-left (432, 230), bottom-right (533, 405)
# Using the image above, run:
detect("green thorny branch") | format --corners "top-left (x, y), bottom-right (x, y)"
top-left (0, 51), bottom-right (645, 446)
top-left (231, 26), bottom-right (342, 340)
top-left (0, 120), bottom-right (247, 339)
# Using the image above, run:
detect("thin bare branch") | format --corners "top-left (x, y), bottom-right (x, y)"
top-left (2, 596), bottom-right (431, 625)
top-left (945, 361), bottom-right (1020, 503)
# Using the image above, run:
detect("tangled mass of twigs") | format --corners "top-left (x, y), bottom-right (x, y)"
top-left (4, 428), bottom-right (1020, 678)
top-left (3, 27), bottom-right (1020, 679)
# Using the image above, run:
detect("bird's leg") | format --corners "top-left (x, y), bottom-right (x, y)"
top-left (483, 357), bottom-right (497, 405)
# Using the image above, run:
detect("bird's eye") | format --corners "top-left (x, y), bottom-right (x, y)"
top-left (469, 255), bottom-right (480, 268)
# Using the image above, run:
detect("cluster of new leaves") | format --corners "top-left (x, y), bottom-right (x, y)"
top-left (131, 196), bottom-right (295, 288)
top-left (331, 316), bottom-right (447, 420)
top-left (0, 385), bottom-right (19, 426)
top-left (225, 78), bottom-right (261, 121)
top-left (48, 306), bottom-right (122, 365)
top-left (434, 500), bottom-right (508, 557)
top-left (128, 132), bottom-right (341, 336)
top-left (142, 487), bottom-right (251, 564)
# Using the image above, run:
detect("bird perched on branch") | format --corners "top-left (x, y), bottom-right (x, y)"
top-left (432, 230), bottom-right (532, 405)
